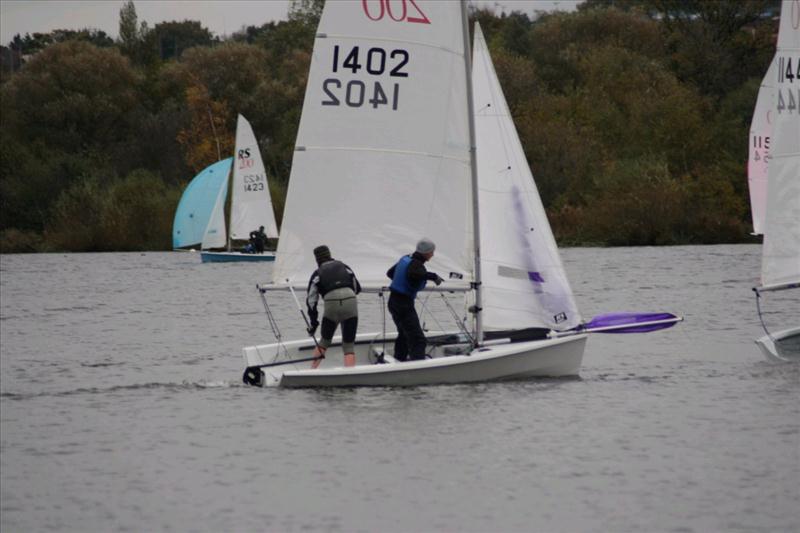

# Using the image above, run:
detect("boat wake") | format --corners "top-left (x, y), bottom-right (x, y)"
top-left (0, 380), bottom-right (242, 401)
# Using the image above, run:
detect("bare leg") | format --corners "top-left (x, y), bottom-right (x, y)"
top-left (311, 346), bottom-right (326, 369)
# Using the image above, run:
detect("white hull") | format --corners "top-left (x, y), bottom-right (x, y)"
top-left (755, 326), bottom-right (800, 362)
top-left (243, 331), bottom-right (587, 387)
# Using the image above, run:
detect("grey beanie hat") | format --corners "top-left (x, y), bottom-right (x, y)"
top-left (415, 238), bottom-right (436, 254)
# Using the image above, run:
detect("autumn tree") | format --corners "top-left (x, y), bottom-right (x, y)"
top-left (6, 29), bottom-right (114, 55)
top-left (153, 20), bottom-right (214, 60)
top-left (0, 41), bottom-right (140, 231)
top-left (288, 0), bottom-right (324, 27)
top-left (119, 0), bottom-right (142, 56)
top-left (0, 1), bottom-right (772, 250)
top-left (165, 41), bottom-right (306, 185)
top-left (483, 6), bottom-right (752, 243)
top-left (176, 82), bottom-right (233, 172)
top-left (118, 0), bottom-right (157, 65)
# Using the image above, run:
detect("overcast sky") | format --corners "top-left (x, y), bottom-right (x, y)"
top-left (1, 0), bottom-right (580, 45)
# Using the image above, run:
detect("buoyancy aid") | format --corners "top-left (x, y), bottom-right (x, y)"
top-left (317, 260), bottom-right (354, 296)
top-left (389, 255), bottom-right (426, 298)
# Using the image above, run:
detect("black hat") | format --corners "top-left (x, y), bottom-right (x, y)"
top-left (314, 245), bottom-right (332, 265)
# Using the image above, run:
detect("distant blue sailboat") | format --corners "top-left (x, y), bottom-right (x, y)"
top-left (172, 158), bottom-right (233, 250)
top-left (172, 115), bottom-right (280, 263)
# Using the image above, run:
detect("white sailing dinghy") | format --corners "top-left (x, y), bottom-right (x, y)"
top-left (242, 1), bottom-right (680, 387)
top-left (201, 114), bottom-right (280, 263)
top-left (752, 0), bottom-right (800, 362)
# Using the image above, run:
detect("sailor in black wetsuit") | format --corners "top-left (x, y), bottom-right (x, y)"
top-left (306, 245), bottom-right (361, 368)
top-left (386, 238), bottom-right (443, 361)
top-left (249, 226), bottom-right (267, 253)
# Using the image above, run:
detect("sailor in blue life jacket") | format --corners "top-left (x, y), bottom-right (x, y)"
top-left (306, 245), bottom-right (362, 368)
top-left (386, 238), bottom-right (444, 362)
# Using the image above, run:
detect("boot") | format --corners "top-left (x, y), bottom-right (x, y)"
top-left (311, 346), bottom-right (326, 369)
top-left (344, 352), bottom-right (356, 367)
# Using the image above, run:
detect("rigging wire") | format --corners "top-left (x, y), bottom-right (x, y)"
top-left (418, 291), bottom-right (446, 333)
top-left (440, 292), bottom-right (474, 345)
top-left (257, 285), bottom-right (289, 359)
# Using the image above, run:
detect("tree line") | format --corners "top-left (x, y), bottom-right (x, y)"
top-left (0, 0), bottom-right (779, 252)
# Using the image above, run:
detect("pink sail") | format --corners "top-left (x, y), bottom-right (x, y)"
top-left (747, 59), bottom-right (776, 235)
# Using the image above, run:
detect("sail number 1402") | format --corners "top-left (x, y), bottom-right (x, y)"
top-left (322, 45), bottom-right (409, 110)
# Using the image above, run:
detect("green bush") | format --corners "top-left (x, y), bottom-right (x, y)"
top-left (44, 170), bottom-right (182, 251)
top-left (0, 229), bottom-right (44, 253)
top-left (100, 170), bottom-right (182, 250)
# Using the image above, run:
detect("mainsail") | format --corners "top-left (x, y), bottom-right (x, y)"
top-left (230, 114), bottom-right (280, 240)
top-left (748, 59), bottom-right (776, 235)
top-left (760, 0), bottom-right (800, 291)
top-left (272, 1), bottom-right (474, 287)
top-left (473, 24), bottom-right (581, 331)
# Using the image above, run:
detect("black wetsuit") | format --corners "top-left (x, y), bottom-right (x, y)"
top-left (307, 259), bottom-right (362, 352)
top-left (249, 229), bottom-right (267, 253)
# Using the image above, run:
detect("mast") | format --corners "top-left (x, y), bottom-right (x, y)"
top-left (461, 0), bottom-right (484, 345)
top-left (226, 163), bottom-right (233, 252)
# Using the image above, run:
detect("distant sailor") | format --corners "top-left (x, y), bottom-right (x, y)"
top-left (249, 226), bottom-right (267, 253)
top-left (306, 245), bottom-right (361, 368)
top-left (386, 238), bottom-right (443, 361)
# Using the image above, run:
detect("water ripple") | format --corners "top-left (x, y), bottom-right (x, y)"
top-left (1, 248), bottom-right (798, 533)
top-left (0, 380), bottom-right (241, 400)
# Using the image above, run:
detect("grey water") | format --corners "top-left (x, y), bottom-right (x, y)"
top-left (1, 245), bottom-right (798, 533)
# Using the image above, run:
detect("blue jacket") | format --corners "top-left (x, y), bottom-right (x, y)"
top-left (389, 255), bottom-right (426, 298)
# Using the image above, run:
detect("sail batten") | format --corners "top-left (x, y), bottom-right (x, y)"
top-left (317, 33), bottom-right (467, 54)
top-left (294, 145), bottom-right (471, 163)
